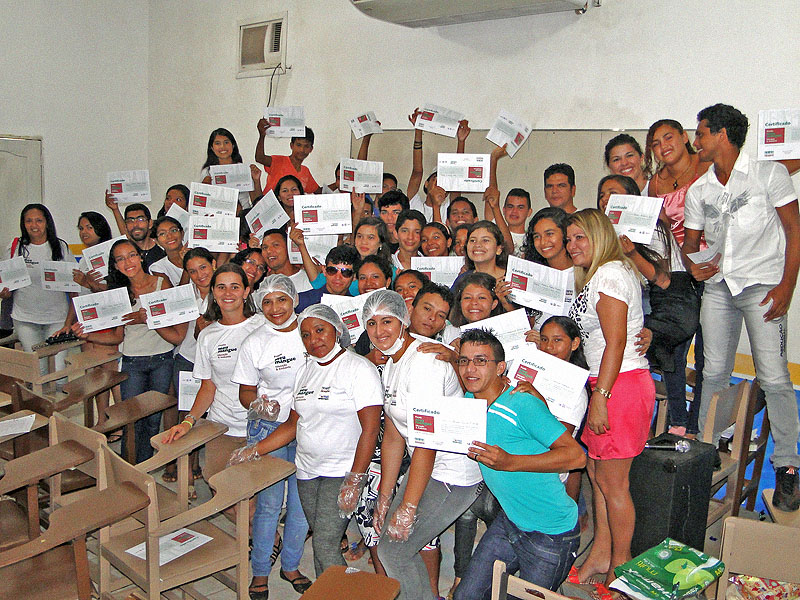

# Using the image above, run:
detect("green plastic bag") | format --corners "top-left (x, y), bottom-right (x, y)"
top-left (610, 538), bottom-right (725, 600)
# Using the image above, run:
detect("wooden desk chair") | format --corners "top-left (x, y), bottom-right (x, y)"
top-left (299, 565), bottom-right (400, 599)
top-left (733, 380), bottom-right (770, 513)
top-left (714, 517), bottom-right (800, 600)
top-left (0, 463), bottom-right (150, 600)
top-left (98, 446), bottom-right (294, 600)
top-left (491, 560), bottom-right (571, 600)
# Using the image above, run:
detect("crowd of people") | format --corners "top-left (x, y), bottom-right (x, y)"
top-left (2, 102), bottom-right (799, 600)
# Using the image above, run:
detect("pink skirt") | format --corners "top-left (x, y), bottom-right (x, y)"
top-left (581, 369), bottom-right (655, 460)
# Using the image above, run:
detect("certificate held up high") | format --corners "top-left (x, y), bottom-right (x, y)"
top-left (295, 194), bottom-right (352, 236)
top-left (264, 106), bottom-right (306, 138)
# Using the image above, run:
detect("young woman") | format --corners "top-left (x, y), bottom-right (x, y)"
top-left (565, 209), bottom-right (655, 586)
top-left (230, 248), bottom-right (267, 304)
top-left (229, 304), bottom-right (382, 578)
top-left (163, 263), bottom-right (264, 481)
top-left (72, 239), bottom-right (184, 462)
top-left (392, 269), bottom-right (428, 315)
top-left (449, 271), bottom-right (504, 328)
top-left (149, 216), bottom-right (187, 286)
top-left (156, 184), bottom-right (190, 219)
top-left (231, 275), bottom-right (311, 598)
top-left (2, 204), bottom-right (76, 371)
top-left (393, 210), bottom-right (426, 272)
top-left (452, 220), bottom-right (514, 312)
top-left (420, 222), bottom-right (452, 257)
top-left (604, 133), bottom-right (649, 193)
top-left (274, 174), bottom-right (304, 222)
top-left (200, 127), bottom-right (262, 212)
top-left (363, 290), bottom-right (482, 600)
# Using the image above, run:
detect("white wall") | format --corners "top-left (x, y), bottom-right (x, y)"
top-left (0, 0), bottom-right (149, 244)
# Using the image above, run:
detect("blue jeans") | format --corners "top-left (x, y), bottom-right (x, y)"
top-left (248, 418), bottom-right (308, 576)
top-left (454, 511), bottom-right (580, 600)
top-left (120, 351), bottom-right (174, 463)
top-left (663, 329), bottom-right (703, 434)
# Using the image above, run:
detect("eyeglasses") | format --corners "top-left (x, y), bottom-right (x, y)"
top-left (325, 266), bottom-right (354, 278)
top-left (156, 227), bottom-right (181, 238)
top-left (125, 216), bottom-right (148, 224)
top-left (456, 356), bottom-right (498, 367)
top-left (114, 252), bottom-right (140, 265)
top-left (244, 258), bottom-right (267, 274)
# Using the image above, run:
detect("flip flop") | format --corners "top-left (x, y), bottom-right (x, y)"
top-left (248, 583), bottom-right (269, 600)
top-left (280, 571), bottom-right (312, 594)
top-left (270, 535), bottom-right (283, 566)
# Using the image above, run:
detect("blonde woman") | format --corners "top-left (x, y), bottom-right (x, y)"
top-left (565, 209), bottom-right (655, 586)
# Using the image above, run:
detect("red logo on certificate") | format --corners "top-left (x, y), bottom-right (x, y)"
top-left (413, 413), bottom-right (435, 433)
top-left (193, 229), bottom-right (208, 240)
top-left (252, 218), bottom-right (262, 232)
top-left (44, 271), bottom-right (55, 282)
top-left (90, 257), bottom-right (105, 269)
top-left (515, 364), bottom-right (538, 384)
top-left (214, 175), bottom-right (227, 184)
top-left (269, 117), bottom-right (281, 126)
top-left (358, 115), bottom-right (368, 123)
top-left (110, 183), bottom-right (123, 193)
top-left (171, 532), bottom-right (194, 544)
top-left (422, 271), bottom-right (432, 280)
top-left (302, 210), bottom-right (318, 223)
top-left (150, 302), bottom-right (166, 316)
top-left (343, 169), bottom-right (355, 181)
top-left (343, 314), bottom-right (360, 330)
top-left (81, 307), bottom-right (98, 321)
top-left (193, 195), bottom-right (207, 207)
top-left (420, 111), bottom-right (434, 121)
top-left (765, 127), bottom-right (785, 144)
top-left (514, 132), bottom-right (525, 145)
top-left (510, 273), bottom-right (527, 290)
top-left (468, 167), bottom-right (483, 179)
top-left (607, 210), bottom-right (622, 225)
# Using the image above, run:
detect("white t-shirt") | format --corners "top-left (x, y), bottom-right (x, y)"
top-left (7, 240), bottom-right (74, 324)
top-left (510, 231), bottom-right (526, 257)
top-left (383, 339), bottom-right (483, 486)
top-left (149, 256), bottom-right (184, 286)
top-left (231, 325), bottom-right (306, 423)
top-left (292, 350), bottom-right (383, 479)
top-left (568, 261), bottom-right (647, 377)
top-left (176, 291), bottom-right (209, 363)
top-left (193, 314), bottom-right (265, 437)
top-left (289, 269), bottom-right (313, 293)
top-left (410, 192), bottom-right (450, 224)
top-left (546, 386), bottom-right (588, 483)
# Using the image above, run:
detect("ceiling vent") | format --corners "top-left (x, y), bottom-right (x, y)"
top-left (237, 13), bottom-right (288, 78)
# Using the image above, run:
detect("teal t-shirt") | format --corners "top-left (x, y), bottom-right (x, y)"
top-left (469, 387), bottom-right (577, 534)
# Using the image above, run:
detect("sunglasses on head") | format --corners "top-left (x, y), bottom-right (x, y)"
top-left (325, 265), bottom-right (354, 278)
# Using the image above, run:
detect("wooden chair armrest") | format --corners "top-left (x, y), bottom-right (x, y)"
top-left (93, 391), bottom-right (176, 434)
top-left (0, 439), bottom-right (94, 495)
top-left (137, 419), bottom-right (228, 473)
top-left (65, 349), bottom-right (122, 373)
top-left (0, 410), bottom-right (48, 445)
top-left (32, 339), bottom-right (83, 358)
top-left (154, 457), bottom-right (294, 536)
top-left (0, 482), bottom-right (149, 568)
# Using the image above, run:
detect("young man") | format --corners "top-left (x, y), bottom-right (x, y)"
top-left (121, 203), bottom-right (165, 272)
top-left (260, 227), bottom-right (312, 293)
top-left (446, 197), bottom-right (478, 231)
top-left (453, 329), bottom-right (585, 598)
top-left (255, 121), bottom-right (320, 194)
top-left (295, 244), bottom-right (360, 313)
top-left (378, 190), bottom-right (410, 249)
top-left (543, 164), bottom-right (577, 213)
top-left (409, 284), bottom-right (460, 345)
top-left (452, 224), bottom-right (470, 257)
top-left (683, 103), bottom-right (800, 512)
top-left (503, 188), bottom-right (533, 256)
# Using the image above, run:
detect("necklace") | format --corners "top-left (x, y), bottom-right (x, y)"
top-left (666, 159), bottom-right (694, 190)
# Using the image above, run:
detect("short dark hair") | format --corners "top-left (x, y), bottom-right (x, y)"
top-left (447, 196), bottom-right (478, 220)
top-left (452, 223), bottom-right (471, 238)
top-left (423, 171), bottom-right (438, 195)
top-left (291, 126), bottom-right (315, 146)
top-left (358, 254), bottom-right (392, 280)
top-left (460, 328), bottom-right (505, 363)
top-left (124, 203), bottom-right (151, 220)
top-left (383, 172), bottom-right (398, 186)
top-left (412, 283), bottom-right (454, 313)
top-left (697, 103), bottom-right (749, 148)
top-left (544, 163), bottom-right (575, 187)
top-left (378, 190), bottom-right (409, 211)
top-left (262, 224), bottom-right (289, 239)
top-left (505, 188), bottom-right (531, 209)
top-left (396, 209), bottom-right (426, 231)
top-left (326, 244), bottom-right (360, 269)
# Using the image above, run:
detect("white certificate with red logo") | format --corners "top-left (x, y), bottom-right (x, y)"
top-left (339, 158), bottom-right (383, 194)
top-left (437, 153), bottom-right (490, 193)
top-left (107, 170), bottom-right (151, 204)
top-left (264, 105), bottom-right (305, 138)
top-left (41, 260), bottom-right (80, 293)
top-left (460, 308), bottom-right (533, 361)
top-left (407, 395), bottom-right (486, 455)
top-left (758, 108), bottom-right (800, 160)
top-left (605, 194), bottom-right (663, 244)
top-left (81, 235), bottom-right (128, 278)
top-left (209, 164), bottom-right (254, 192)
top-left (0, 256), bottom-right (32, 291)
top-left (187, 216), bottom-right (240, 252)
top-left (288, 233), bottom-right (338, 265)
top-left (295, 194), bottom-right (352, 235)
top-left (321, 290), bottom-right (377, 344)
top-left (505, 256), bottom-right (573, 316)
top-left (349, 111), bottom-right (383, 139)
top-left (73, 287), bottom-right (132, 333)
top-left (140, 284), bottom-right (199, 329)
top-left (189, 182), bottom-right (238, 217)
top-left (411, 256), bottom-right (465, 288)
top-left (486, 110), bottom-right (532, 158)
top-left (245, 190), bottom-right (290, 240)
top-left (414, 103), bottom-right (464, 138)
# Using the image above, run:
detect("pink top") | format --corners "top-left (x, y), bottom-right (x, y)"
top-left (653, 173), bottom-right (707, 250)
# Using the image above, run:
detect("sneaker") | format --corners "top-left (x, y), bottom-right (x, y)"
top-left (772, 466), bottom-right (800, 512)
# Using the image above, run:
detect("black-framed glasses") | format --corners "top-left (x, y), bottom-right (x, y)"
top-left (325, 266), bottom-right (354, 278)
top-left (124, 216), bottom-right (148, 224)
top-left (243, 258), bottom-right (267, 274)
top-left (456, 356), bottom-right (498, 367)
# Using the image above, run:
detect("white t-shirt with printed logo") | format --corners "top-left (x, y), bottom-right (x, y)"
top-left (292, 350), bottom-right (383, 479)
top-left (193, 314), bottom-right (265, 437)
top-left (232, 325), bottom-right (306, 423)
top-left (7, 240), bottom-right (74, 324)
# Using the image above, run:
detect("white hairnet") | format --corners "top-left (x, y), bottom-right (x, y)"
top-left (298, 303), bottom-right (352, 348)
top-left (362, 290), bottom-right (410, 327)
top-left (258, 274), bottom-right (299, 307)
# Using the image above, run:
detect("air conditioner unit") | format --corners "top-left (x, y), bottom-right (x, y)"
top-left (237, 13), bottom-right (288, 78)
top-left (350, 0), bottom-right (588, 28)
